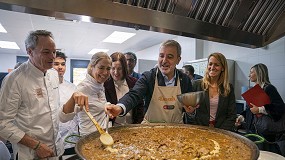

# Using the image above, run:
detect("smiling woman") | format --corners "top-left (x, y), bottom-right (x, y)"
top-left (190, 52), bottom-right (237, 131)
top-left (60, 52), bottom-right (113, 136)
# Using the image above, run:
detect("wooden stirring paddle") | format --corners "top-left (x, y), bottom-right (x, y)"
top-left (83, 107), bottom-right (114, 147)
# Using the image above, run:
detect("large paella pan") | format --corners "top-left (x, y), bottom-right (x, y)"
top-left (75, 124), bottom-right (259, 160)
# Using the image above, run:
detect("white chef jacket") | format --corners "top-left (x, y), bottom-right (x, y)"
top-left (59, 74), bottom-right (111, 136)
top-left (0, 61), bottom-right (64, 159)
top-left (59, 80), bottom-right (76, 106)
top-left (58, 80), bottom-right (78, 149)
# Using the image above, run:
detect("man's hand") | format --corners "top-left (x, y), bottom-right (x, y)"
top-left (19, 135), bottom-right (55, 159)
top-left (183, 105), bottom-right (199, 113)
top-left (105, 104), bottom-right (123, 119)
top-left (35, 142), bottom-right (55, 159)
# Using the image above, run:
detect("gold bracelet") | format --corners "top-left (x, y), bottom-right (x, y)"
top-left (33, 141), bottom-right (41, 150)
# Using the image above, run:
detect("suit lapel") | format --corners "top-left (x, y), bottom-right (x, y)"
top-left (216, 94), bottom-right (224, 119)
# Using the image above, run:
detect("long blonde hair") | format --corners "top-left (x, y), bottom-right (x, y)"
top-left (251, 63), bottom-right (271, 87)
top-left (202, 52), bottom-right (231, 97)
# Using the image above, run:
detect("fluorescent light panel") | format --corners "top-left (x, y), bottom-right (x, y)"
top-left (103, 31), bottom-right (136, 44)
top-left (88, 48), bottom-right (109, 55)
top-left (81, 16), bottom-right (91, 22)
top-left (0, 41), bottom-right (20, 49)
top-left (0, 24), bottom-right (7, 33)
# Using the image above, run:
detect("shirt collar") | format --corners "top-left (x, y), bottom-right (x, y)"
top-left (27, 60), bottom-right (46, 77)
top-left (114, 79), bottom-right (127, 87)
top-left (161, 69), bottom-right (177, 86)
top-left (86, 73), bottom-right (104, 88)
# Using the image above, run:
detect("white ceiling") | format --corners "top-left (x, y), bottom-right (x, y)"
top-left (0, 9), bottom-right (177, 59)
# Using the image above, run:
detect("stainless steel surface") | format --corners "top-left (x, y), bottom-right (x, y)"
top-left (177, 91), bottom-right (205, 107)
top-left (74, 123), bottom-right (260, 159)
top-left (258, 151), bottom-right (285, 160)
top-left (0, 0), bottom-right (284, 48)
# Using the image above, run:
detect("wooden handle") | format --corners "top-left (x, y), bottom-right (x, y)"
top-left (83, 107), bottom-right (106, 135)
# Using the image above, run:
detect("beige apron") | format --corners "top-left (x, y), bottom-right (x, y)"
top-left (143, 71), bottom-right (183, 123)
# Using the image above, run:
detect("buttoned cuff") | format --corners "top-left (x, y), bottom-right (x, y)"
top-left (117, 103), bottom-right (126, 116)
top-left (8, 130), bottom-right (25, 144)
top-left (58, 106), bottom-right (76, 123)
top-left (258, 106), bottom-right (268, 115)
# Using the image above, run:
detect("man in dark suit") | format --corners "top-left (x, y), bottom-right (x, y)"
top-left (106, 40), bottom-right (193, 124)
top-left (124, 52), bottom-right (141, 79)
top-left (182, 64), bottom-right (203, 81)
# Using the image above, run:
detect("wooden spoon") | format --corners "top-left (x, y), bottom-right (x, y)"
top-left (83, 107), bottom-right (114, 146)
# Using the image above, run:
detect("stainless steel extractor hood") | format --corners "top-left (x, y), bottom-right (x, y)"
top-left (0, 0), bottom-right (284, 48)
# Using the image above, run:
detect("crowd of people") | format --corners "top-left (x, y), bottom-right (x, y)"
top-left (0, 29), bottom-right (284, 159)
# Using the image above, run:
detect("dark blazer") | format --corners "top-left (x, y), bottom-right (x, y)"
top-left (104, 76), bottom-right (144, 124)
top-left (192, 80), bottom-right (237, 131)
top-left (119, 67), bottom-right (192, 115)
top-left (263, 84), bottom-right (285, 121)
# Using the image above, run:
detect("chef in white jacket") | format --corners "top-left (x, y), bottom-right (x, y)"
top-left (0, 30), bottom-right (88, 159)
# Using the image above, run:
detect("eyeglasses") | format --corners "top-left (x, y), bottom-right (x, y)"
top-left (126, 58), bottom-right (135, 63)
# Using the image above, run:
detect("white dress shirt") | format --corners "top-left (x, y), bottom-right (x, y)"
top-left (114, 79), bottom-right (132, 125)
top-left (0, 61), bottom-right (64, 159)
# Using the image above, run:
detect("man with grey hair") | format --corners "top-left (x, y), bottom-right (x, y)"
top-left (106, 40), bottom-right (193, 124)
top-left (0, 30), bottom-right (88, 159)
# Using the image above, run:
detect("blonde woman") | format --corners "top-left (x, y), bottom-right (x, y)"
top-left (60, 52), bottom-right (112, 136)
top-left (191, 52), bottom-right (236, 131)
top-left (238, 63), bottom-right (285, 155)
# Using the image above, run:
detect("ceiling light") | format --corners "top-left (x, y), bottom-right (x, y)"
top-left (81, 16), bottom-right (91, 22)
top-left (103, 31), bottom-right (136, 44)
top-left (0, 24), bottom-right (7, 33)
top-left (88, 48), bottom-right (109, 55)
top-left (0, 41), bottom-right (20, 49)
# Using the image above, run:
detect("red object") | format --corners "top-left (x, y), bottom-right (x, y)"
top-left (241, 84), bottom-right (270, 117)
